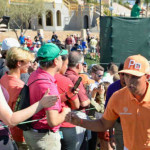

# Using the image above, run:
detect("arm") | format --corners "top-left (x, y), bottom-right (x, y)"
top-left (46, 107), bottom-right (70, 127)
top-left (59, 84), bottom-right (80, 109)
top-left (69, 98), bottom-right (80, 110)
top-left (80, 99), bottom-right (90, 107)
top-left (67, 93), bottom-right (119, 131)
top-left (91, 87), bottom-right (98, 99)
top-left (90, 93), bottom-right (105, 113)
top-left (0, 88), bottom-right (58, 127)
top-left (60, 92), bottom-right (80, 109)
top-left (68, 112), bottom-right (115, 132)
top-left (140, 7), bottom-right (145, 13)
top-left (77, 81), bottom-right (90, 107)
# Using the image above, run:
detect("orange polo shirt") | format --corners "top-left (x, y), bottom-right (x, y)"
top-left (79, 73), bottom-right (95, 86)
top-left (103, 82), bottom-right (150, 150)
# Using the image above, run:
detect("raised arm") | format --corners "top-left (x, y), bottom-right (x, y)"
top-left (0, 87), bottom-right (58, 127)
top-left (67, 112), bottom-right (115, 132)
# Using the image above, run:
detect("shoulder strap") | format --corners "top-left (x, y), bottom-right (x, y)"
top-left (0, 62), bottom-right (4, 69)
top-left (28, 79), bottom-right (49, 86)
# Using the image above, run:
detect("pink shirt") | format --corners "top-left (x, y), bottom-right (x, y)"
top-left (28, 67), bottom-right (62, 132)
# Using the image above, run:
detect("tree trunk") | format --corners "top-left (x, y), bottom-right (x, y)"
top-left (13, 28), bottom-right (19, 41)
top-left (21, 25), bottom-right (23, 33)
top-left (146, 3), bottom-right (149, 17)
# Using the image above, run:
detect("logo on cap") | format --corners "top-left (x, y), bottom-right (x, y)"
top-left (128, 59), bottom-right (141, 70)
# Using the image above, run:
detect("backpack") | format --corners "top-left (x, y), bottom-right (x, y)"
top-left (14, 79), bottom-right (48, 131)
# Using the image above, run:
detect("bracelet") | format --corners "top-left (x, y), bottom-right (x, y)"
top-left (65, 92), bottom-right (76, 100)
top-left (80, 118), bottom-right (83, 126)
top-left (65, 92), bottom-right (71, 100)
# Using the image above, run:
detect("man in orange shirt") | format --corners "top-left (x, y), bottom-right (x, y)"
top-left (67, 54), bottom-right (150, 150)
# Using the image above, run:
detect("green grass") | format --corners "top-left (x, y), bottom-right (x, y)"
top-left (84, 53), bottom-right (100, 67)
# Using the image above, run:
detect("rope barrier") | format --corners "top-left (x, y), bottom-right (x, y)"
top-left (0, 118), bottom-right (47, 129)
top-left (0, 107), bottom-right (97, 129)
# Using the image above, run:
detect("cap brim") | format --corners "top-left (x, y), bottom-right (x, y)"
top-left (119, 70), bottom-right (145, 77)
top-left (60, 49), bottom-right (68, 56)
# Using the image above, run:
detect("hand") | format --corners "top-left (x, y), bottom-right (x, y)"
top-left (65, 112), bottom-right (80, 125)
top-left (97, 84), bottom-right (105, 95)
top-left (91, 87), bottom-right (99, 99)
top-left (93, 87), bottom-right (99, 93)
top-left (110, 136), bottom-right (116, 149)
top-left (62, 107), bottom-right (71, 115)
top-left (66, 85), bottom-right (79, 99)
top-left (40, 89), bottom-right (58, 108)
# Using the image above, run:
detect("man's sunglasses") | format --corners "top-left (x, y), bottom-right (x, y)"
top-left (82, 63), bottom-right (87, 66)
top-left (95, 74), bottom-right (103, 78)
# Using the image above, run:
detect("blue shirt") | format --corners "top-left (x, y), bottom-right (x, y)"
top-left (19, 36), bottom-right (25, 44)
top-left (71, 45), bottom-right (83, 51)
top-left (82, 41), bottom-right (87, 49)
top-left (105, 80), bottom-right (122, 108)
top-left (78, 45), bottom-right (83, 51)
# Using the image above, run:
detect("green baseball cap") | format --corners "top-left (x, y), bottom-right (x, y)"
top-left (37, 43), bottom-right (68, 62)
top-left (23, 47), bottom-right (29, 51)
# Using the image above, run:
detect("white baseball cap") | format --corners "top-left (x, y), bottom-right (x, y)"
top-left (2, 38), bottom-right (20, 51)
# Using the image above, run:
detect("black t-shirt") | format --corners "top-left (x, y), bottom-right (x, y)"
top-left (51, 34), bottom-right (58, 41)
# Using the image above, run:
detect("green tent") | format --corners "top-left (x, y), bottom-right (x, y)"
top-left (100, 16), bottom-right (150, 68)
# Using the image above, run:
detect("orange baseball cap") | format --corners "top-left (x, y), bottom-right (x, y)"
top-left (119, 55), bottom-right (150, 77)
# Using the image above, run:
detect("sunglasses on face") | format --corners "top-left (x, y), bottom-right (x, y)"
top-left (119, 73), bottom-right (124, 76)
top-left (82, 63), bottom-right (87, 66)
top-left (95, 73), bottom-right (103, 78)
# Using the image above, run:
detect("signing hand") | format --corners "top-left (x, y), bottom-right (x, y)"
top-left (62, 107), bottom-right (71, 115)
top-left (65, 112), bottom-right (80, 126)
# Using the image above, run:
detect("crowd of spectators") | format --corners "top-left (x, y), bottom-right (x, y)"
top-left (1, 29), bottom-right (148, 150)
top-left (16, 30), bottom-right (100, 60)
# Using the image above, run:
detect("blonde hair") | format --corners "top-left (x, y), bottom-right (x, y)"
top-left (109, 64), bottom-right (118, 75)
top-left (6, 47), bottom-right (35, 69)
top-left (113, 74), bottom-right (120, 82)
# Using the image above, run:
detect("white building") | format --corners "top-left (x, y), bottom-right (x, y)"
top-left (30, 0), bottom-right (100, 31)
